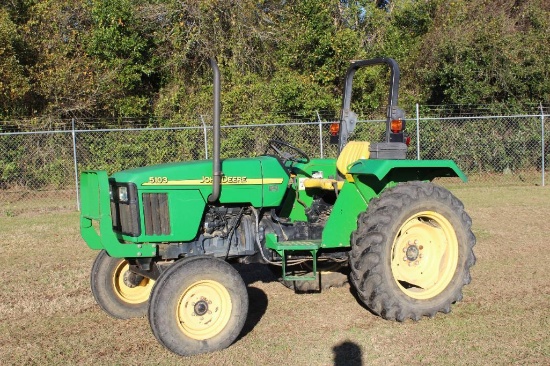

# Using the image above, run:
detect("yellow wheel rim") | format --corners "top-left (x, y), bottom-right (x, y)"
top-left (177, 280), bottom-right (232, 340)
top-left (391, 211), bottom-right (459, 300)
top-left (112, 261), bottom-right (155, 304)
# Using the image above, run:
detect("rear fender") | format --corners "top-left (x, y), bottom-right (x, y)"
top-left (347, 159), bottom-right (467, 183)
top-left (319, 159), bottom-right (466, 249)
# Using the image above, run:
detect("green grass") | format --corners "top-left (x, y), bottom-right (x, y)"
top-left (0, 186), bottom-right (549, 365)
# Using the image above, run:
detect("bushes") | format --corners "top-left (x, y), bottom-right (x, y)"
top-left (418, 117), bottom-right (542, 173)
top-left (0, 133), bottom-right (73, 190)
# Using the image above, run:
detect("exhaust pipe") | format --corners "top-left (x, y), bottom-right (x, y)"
top-left (207, 58), bottom-right (222, 203)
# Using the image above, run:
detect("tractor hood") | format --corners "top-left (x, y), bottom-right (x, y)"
top-left (110, 156), bottom-right (289, 208)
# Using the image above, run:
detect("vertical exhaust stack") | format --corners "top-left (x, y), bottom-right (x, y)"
top-left (208, 58), bottom-right (222, 203)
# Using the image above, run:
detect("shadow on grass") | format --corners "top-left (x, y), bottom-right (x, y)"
top-left (233, 263), bottom-right (271, 341)
top-left (233, 262), bottom-right (278, 285)
top-left (239, 287), bottom-right (268, 340)
top-left (333, 340), bottom-right (363, 366)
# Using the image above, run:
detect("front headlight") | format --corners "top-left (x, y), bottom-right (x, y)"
top-left (118, 186), bottom-right (128, 202)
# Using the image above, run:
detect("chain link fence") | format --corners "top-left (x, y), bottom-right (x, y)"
top-left (1, 107), bottom-right (548, 213)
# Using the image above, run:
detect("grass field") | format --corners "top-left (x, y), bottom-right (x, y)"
top-left (1, 185), bottom-right (549, 365)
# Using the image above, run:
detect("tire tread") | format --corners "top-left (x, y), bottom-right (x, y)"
top-left (350, 181), bottom-right (476, 321)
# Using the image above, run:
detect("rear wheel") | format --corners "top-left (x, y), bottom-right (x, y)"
top-left (148, 256), bottom-right (248, 356)
top-left (350, 181), bottom-right (475, 321)
top-left (90, 250), bottom-right (155, 319)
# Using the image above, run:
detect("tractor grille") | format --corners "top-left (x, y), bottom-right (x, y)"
top-left (110, 182), bottom-right (141, 237)
top-left (143, 193), bottom-right (171, 236)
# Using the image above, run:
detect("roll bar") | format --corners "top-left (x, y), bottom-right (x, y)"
top-left (338, 57), bottom-right (402, 152)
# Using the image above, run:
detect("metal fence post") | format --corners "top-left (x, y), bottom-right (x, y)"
top-left (317, 110), bottom-right (324, 158)
top-left (72, 118), bottom-right (81, 211)
top-left (200, 115), bottom-right (209, 159)
top-left (541, 103), bottom-right (545, 187)
top-left (416, 103), bottom-right (420, 160)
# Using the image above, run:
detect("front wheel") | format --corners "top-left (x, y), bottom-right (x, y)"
top-left (148, 256), bottom-right (249, 356)
top-left (90, 250), bottom-right (155, 319)
top-left (350, 181), bottom-right (476, 321)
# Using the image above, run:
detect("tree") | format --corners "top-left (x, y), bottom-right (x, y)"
top-left (414, 0), bottom-right (550, 112)
top-left (0, 8), bottom-right (30, 118)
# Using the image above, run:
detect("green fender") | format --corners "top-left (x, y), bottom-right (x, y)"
top-left (347, 159), bottom-right (467, 182)
top-left (321, 159), bottom-right (467, 249)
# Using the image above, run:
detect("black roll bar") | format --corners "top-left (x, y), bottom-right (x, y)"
top-left (338, 57), bottom-right (401, 151)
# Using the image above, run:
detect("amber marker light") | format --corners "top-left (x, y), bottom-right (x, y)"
top-left (391, 119), bottom-right (403, 133)
top-left (329, 122), bottom-right (340, 136)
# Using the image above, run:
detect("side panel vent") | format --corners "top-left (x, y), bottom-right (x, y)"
top-left (143, 193), bottom-right (171, 236)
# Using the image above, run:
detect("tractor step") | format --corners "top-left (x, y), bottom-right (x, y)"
top-left (265, 234), bottom-right (320, 281)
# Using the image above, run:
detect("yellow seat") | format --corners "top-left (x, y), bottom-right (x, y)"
top-left (303, 179), bottom-right (345, 190)
top-left (303, 141), bottom-right (370, 190)
top-left (335, 141), bottom-right (371, 175)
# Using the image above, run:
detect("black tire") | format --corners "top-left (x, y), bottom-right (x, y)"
top-left (350, 181), bottom-right (476, 321)
top-left (270, 261), bottom-right (349, 292)
top-left (148, 256), bottom-right (249, 356)
top-left (90, 250), bottom-right (155, 319)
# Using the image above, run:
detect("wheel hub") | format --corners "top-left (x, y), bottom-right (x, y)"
top-left (402, 240), bottom-right (423, 266)
top-left (193, 299), bottom-right (210, 316)
top-left (123, 270), bottom-right (145, 288)
top-left (405, 245), bottom-right (419, 261)
top-left (392, 211), bottom-right (460, 300)
top-left (113, 261), bottom-right (155, 305)
top-left (177, 280), bottom-right (232, 340)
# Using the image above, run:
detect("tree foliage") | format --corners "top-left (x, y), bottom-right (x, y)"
top-left (0, 7), bottom-right (30, 115)
top-left (0, 0), bottom-right (548, 123)
top-left (415, 0), bottom-right (550, 112)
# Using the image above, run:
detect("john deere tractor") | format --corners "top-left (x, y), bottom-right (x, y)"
top-left (80, 58), bottom-right (475, 356)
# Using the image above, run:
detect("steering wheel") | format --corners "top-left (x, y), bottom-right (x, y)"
top-left (266, 139), bottom-right (310, 164)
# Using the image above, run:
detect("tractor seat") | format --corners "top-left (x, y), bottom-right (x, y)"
top-left (303, 141), bottom-right (370, 190)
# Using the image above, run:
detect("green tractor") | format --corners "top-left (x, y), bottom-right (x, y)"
top-left (80, 58), bottom-right (475, 356)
